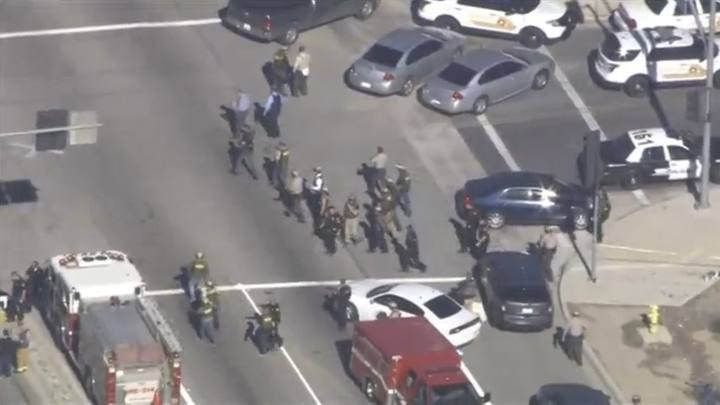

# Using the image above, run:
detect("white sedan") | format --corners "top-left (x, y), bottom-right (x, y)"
top-left (345, 280), bottom-right (482, 347)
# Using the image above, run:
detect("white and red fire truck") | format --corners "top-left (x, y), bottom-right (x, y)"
top-left (37, 250), bottom-right (182, 405)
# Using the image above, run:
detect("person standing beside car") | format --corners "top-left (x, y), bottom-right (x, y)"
top-left (291, 45), bottom-right (311, 97)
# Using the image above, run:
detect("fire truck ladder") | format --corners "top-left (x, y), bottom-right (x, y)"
top-left (137, 296), bottom-right (183, 354)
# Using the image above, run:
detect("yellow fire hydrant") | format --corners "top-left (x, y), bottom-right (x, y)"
top-left (646, 305), bottom-right (661, 334)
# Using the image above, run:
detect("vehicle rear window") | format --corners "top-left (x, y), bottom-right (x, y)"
top-left (363, 45), bottom-right (403, 68)
top-left (600, 36), bottom-right (639, 62)
top-left (438, 63), bottom-right (477, 86)
top-left (424, 295), bottom-right (462, 319)
top-left (645, 0), bottom-right (668, 14)
top-left (502, 286), bottom-right (549, 303)
top-left (604, 134), bottom-right (635, 162)
top-left (431, 383), bottom-right (480, 404)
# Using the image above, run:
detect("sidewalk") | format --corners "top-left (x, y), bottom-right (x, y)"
top-left (559, 190), bottom-right (720, 405)
top-left (2, 312), bottom-right (89, 405)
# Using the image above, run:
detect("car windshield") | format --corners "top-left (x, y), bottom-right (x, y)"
top-left (431, 383), bottom-right (480, 404)
top-left (438, 63), bottom-right (477, 86)
top-left (363, 44), bottom-right (403, 68)
top-left (366, 284), bottom-right (397, 298)
top-left (424, 295), bottom-right (462, 319)
top-left (604, 135), bottom-right (634, 162)
top-left (600, 36), bottom-right (639, 62)
top-left (502, 286), bottom-right (549, 303)
top-left (645, 0), bottom-right (668, 14)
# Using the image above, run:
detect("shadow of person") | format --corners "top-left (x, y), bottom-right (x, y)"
top-left (553, 326), bottom-right (568, 357)
top-left (261, 62), bottom-right (274, 90)
top-left (174, 267), bottom-right (191, 299)
top-left (648, 90), bottom-right (671, 128)
top-left (357, 163), bottom-right (374, 197)
top-left (391, 237), bottom-right (411, 272)
top-left (334, 339), bottom-right (354, 376)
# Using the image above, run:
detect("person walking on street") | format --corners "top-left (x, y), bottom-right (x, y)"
top-left (291, 45), bottom-right (311, 97)
top-left (539, 226), bottom-right (559, 282)
top-left (231, 89), bottom-right (252, 135)
top-left (272, 142), bottom-right (290, 189)
top-left (382, 206), bottom-right (400, 241)
top-left (368, 146), bottom-right (388, 196)
top-left (10, 274), bottom-right (25, 326)
top-left (319, 206), bottom-right (343, 255)
top-left (238, 124), bottom-right (258, 180)
top-left (405, 225), bottom-right (427, 272)
top-left (0, 329), bottom-right (13, 378)
top-left (460, 207), bottom-right (481, 253)
top-left (25, 261), bottom-right (42, 308)
top-left (379, 184), bottom-right (402, 232)
top-left (228, 136), bottom-right (242, 175)
top-left (189, 252), bottom-right (209, 303)
top-left (343, 195), bottom-right (362, 245)
top-left (286, 171), bottom-right (306, 223)
top-left (395, 165), bottom-right (412, 217)
top-left (563, 311), bottom-right (586, 366)
top-left (196, 299), bottom-right (216, 343)
top-left (271, 48), bottom-right (291, 95)
top-left (307, 167), bottom-right (324, 225)
top-left (334, 280), bottom-right (352, 330)
top-left (472, 224), bottom-right (490, 261)
top-left (15, 329), bottom-right (29, 373)
top-left (319, 188), bottom-right (330, 223)
top-left (368, 203), bottom-right (388, 254)
top-left (262, 90), bottom-right (282, 138)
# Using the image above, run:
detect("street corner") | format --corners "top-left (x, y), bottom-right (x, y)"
top-left (601, 188), bottom-right (720, 264)
top-left (568, 279), bottom-right (720, 405)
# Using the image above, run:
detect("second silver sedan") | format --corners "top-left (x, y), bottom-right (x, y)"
top-left (345, 26), bottom-right (465, 96)
top-left (418, 48), bottom-right (555, 115)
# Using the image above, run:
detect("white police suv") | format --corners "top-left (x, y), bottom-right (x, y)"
top-left (595, 128), bottom-right (720, 190)
top-left (592, 27), bottom-right (720, 97)
top-left (415, 0), bottom-right (582, 48)
top-left (610, 0), bottom-right (720, 32)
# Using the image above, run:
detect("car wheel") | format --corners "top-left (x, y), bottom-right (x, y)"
top-left (572, 211), bottom-right (589, 231)
top-left (345, 303), bottom-right (359, 322)
top-left (531, 69), bottom-right (550, 90)
top-left (623, 75), bottom-right (650, 98)
top-left (714, 70), bottom-right (720, 89)
top-left (363, 378), bottom-right (377, 400)
top-left (486, 211), bottom-right (505, 229)
top-left (620, 173), bottom-right (641, 190)
top-left (355, 0), bottom-right (377, 20)
top-left (710, 165), bottom-right (720, 184)
top-left (519, 27), bottom-right (547, 49)
top-left (278, 28), bottom-right (298, 46)
top-left (400, 79), bottom-right (415, 96)
top-left (434, 16), bottom-right (460, 32)
top-left (471, 96), bottom-right (489, 115)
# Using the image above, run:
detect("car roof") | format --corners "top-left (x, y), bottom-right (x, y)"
top-left (385, 283), bottom-right (444, 303)
top-left (465, 171), bottom-right (559, 196)
top-left (537, 384), bottom-right (611, 405)
top-left (624, 128), bottom-right (686, 148)
top-left (377, 27), bottom-right (443, 50)
top-left (355, 317), bottom-right (458, 359)
top-left (456, 48), bottom-right (514, 71)
top-left (485, 252), bottom-right (545, 288)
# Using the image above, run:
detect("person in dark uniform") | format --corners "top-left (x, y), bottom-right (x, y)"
top-left (472, 224), bottom-right (490, 261)
top-left (272, 142), bottom-right (290, 189)
top-left (395, 165), bottom-right (412, 217)
top-left (319, 206), bottom-right (343, 255)
top-left (204, 281), bottom-right (220, 329)
top-left (262, 91), bottom-right (282, 138)
top-left (562, 311), bottom-right (586, 366)
top-left (196, 300), bottom-right (215, 343)
top-left (335, 280), bottom-right (352, 330)
top-left (256, 301), bottom-right (282, 354)
top-left (368, 203), bottom-right (388, 254)
top-left (271, 49), bottom-right (291, 95)
top-left (460, 207), bottom-right (481, 253)
top-left (238, 124), bottom-right (258, 180)
top-left (405, 225), bottom-right (427, 272)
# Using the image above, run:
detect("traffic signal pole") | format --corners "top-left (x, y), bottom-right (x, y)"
top-left (697, 0), bottom-right (716, 209)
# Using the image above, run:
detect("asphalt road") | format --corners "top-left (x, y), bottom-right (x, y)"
top-left (1, 0), bottom-right (718, 404)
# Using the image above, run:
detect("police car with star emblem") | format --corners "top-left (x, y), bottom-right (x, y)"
top-left (583, 128), bottom-right (720, 190)
top-left (592, 26), bottom-right (720, 97)
top-left (414, 0), bottom-right (582, 48)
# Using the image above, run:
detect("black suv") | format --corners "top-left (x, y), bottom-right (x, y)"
top-left (476, 251), bottom-right (553, 331)
top-left (224, 0), bottom-right (379, 45)
top-left (458, 171), bottom-right (592, 230)
top-left (530, 384), bottom-right (611, 405)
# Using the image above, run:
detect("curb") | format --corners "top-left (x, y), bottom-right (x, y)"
top-left (557, 266), bottom-right (628, 405)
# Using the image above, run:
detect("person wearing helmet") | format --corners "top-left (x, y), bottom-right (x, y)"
top-left (203, 280), bottom-right (220, 329)
top-left (388, 301), bottom-right (401, 318)
top-left (189, 253), bottom-right (209, 303)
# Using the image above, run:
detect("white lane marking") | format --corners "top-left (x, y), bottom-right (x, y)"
top-left (476, 115), bottom-right (520, 171)
top-left (539, 46), bottom-right (651, 206)
top-left (145, 277), bottom-right (467, 297)
top-left (460, 361), bottom-right (490, 400)
top-left (0, 18), bottom-right (221, 39)
top-left (600, 244), bottom-right (678, 255)
top-left (180, 384), bottom-right (197, 405)
top-left (238, 287), bottom-right (323, 405)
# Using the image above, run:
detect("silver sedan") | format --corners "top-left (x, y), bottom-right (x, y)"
top-left (345, 27), bottom-right (465, 96)
top-left (418, 47), bottom-right (555, 115)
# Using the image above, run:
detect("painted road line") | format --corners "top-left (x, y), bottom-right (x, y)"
top-left (0, 18), bottom-right (221, 39)
top-left (476, 115), bottom-right (520, 171)
top-left (239, 287), bottom-right (323, 405)
top-left (460, 361), bottom-right (489, 399)
top-left (145, 276), bottom-right (468, 297)
top-left (539, 46), bottom-right (651, 206)
top-left (180, 384), bottom-right (197, 405)
top-left (600, 244), bottom-right (679, 255)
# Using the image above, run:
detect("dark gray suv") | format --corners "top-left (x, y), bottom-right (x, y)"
top-left (476, 251), bottom-right (553, 331)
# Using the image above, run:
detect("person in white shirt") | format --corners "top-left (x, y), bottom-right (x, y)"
top-left (292, 45), bottom-right (311, 97)
top-left (231, 89), bottom-right (252, 135)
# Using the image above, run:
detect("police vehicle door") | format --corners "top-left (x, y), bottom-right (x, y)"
top-left (453, 0), bottom-right (509, 34)
top-left (667, 145), bottom-right (700, 180)
top-left (700, 0), bottom-right (720, 32)
top-left (638, 146), bottom-right (670, 179)
top-left (648, 39), bottom-right (706, 82)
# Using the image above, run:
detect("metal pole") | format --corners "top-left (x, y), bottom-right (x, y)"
top-left (0, 123), bottom-right (103, 138)
top-left (697, 0), bottom-right (715, 209)
top-left (590, 189), bottom-right (599, 282)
